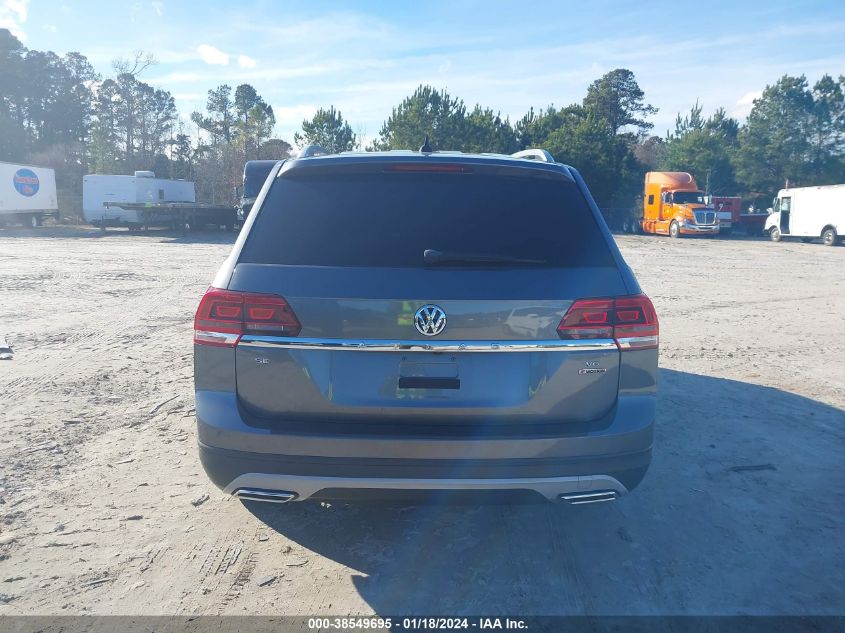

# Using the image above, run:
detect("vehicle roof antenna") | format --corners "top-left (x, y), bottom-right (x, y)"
top-left (419, 135), bottom-right (433, 153)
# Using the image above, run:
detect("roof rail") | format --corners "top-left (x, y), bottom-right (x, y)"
top-left (299, 144), bottom-right (329, 158)
top-left (511, 149), bottom-right (555, 163)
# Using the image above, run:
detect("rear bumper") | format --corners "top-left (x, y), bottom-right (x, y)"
top-left (195, 390), bottom-right (654, 501)
top-left (199, 442), bottom-right (650, 499)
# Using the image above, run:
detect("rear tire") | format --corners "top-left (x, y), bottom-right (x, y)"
top-left (30, 215), bottom-right (41, 228)
top-left (823, 227), bottom-right (838, 246)
top-left (669, 220), bottom-right (680, 238)
top-left (769, 226), bottom-right (782, 242)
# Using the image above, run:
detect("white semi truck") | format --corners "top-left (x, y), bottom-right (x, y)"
top-left (82, 171), bottom-right (195, 227)
top-left (767, 184), bottom-right (844, 246)
top-left (0, 161), bottom-right (59, 227)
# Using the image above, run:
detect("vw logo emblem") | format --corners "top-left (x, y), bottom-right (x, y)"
top-left (414, 304), bottom-right (447, 336)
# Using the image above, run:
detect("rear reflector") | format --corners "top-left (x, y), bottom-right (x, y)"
top-left (558, 294), bottom-right (658, 350)
top-left (194, 287), bottom-right (301, 347)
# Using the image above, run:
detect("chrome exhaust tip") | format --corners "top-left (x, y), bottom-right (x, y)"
top-left (234, 488), bottom-right (297, 503)
top-left (559, 490), bottom-right (618, 505)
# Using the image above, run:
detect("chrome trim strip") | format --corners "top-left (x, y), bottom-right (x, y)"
top-left (237, 335), bottom-right (618, 353)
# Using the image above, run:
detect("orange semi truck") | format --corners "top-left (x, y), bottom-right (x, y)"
top-left (641, 172), bottom-right (719, 237)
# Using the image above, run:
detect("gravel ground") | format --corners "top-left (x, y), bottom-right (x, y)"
top-left (0, 227), bottom-right (843, 615)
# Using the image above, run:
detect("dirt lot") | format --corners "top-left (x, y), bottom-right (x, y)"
top-left (0, 227), bottom-right (843, 616)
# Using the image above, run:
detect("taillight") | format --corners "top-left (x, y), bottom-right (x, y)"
top-left (194, 287), bottom-right (301, 347)
top-left (556, 299), bottom-right (614, 340)
top-left (557, 294), bottom-right (658, 350)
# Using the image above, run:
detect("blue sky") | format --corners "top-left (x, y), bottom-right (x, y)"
top-left (4, 0), bottom-right (845, 144)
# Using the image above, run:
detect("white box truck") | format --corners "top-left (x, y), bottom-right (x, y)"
top-left (82, 171), bottom-right (195, 227)
top-left (766, 184), bottom-right (844, 246)
top-left (0, 161), bottom-right (59, 228)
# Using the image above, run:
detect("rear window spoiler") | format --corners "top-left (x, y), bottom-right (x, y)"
top-left (278, 154), bottom-right (574, 182)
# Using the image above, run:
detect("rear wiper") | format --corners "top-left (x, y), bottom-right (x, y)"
top-left (423, 249), bottom-right (548, 266)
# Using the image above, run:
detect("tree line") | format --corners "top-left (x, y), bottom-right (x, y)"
top-left (0, 29), bottom-right (288, 206)
top-left (2, 26), bottom-right (844, 219)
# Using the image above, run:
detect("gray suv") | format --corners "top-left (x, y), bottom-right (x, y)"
top-left (194, 147), bottom-right (658, 505)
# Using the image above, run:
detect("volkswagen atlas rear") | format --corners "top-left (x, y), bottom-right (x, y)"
top-left (194, 149), bottom-right (658, 505)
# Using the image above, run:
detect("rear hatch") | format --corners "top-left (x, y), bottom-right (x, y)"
top-left (229, 158), bottom-right (629, 425)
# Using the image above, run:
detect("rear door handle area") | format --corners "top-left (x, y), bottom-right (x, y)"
top-left (397, 377), bottom-right (461, 390)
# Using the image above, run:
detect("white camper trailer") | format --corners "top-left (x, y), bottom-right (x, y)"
top-left (0, 161), bottom-right (59, 227)
top-left (82, 171), bottom-right (195, 227)
top-left (766, 184), bottom-right (844, 246)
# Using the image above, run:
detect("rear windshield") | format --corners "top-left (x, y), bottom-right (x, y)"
top-left (239, 169), bottom-right (616, 268)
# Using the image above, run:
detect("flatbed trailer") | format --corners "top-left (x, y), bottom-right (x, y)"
top-left (102, 202), bottom-right (237, 234)
top-left (738, 213), bottom-right (768, 236)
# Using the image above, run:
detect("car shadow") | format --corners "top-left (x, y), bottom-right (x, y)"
top-left (243, 369), bottom-right (845, 615)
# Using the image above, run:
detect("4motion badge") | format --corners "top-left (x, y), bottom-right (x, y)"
top-left (579, 360), bottom-right (606, 375)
